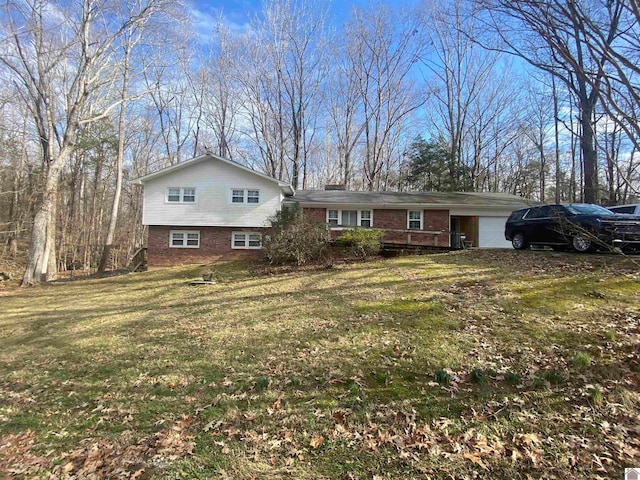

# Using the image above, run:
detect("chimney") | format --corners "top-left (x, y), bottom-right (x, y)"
top-left (324, 184), bottom-right (346, 191)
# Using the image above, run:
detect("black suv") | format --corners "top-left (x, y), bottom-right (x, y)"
top-left (505, 203), bottom-right (640, 252)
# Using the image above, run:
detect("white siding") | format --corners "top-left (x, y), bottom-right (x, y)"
top-left (478, 216), bottom-right (510, 248)
top-left (142, 159), bottom-right (283, 227)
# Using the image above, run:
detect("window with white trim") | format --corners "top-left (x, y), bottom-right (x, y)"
top-left (247, 190), bottom-right (260, 204)
top-left (230, 189), bottom-right (260, 204)
top-left (328, 210), bottom-right (339, 225)
top-left (326, 209), bottom-right (373, 227)
top-left (232, 232), bottom-right (262, 249)
top-left (166, 187), bottom-right (196, 203)
top-left (408, 210), bottom-right (423, 230)
top-left (170, 230), bottom-right (200, 248)
top-left (360, 210), bottom-right (372, 228)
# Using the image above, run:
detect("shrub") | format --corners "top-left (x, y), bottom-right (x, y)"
top-left (263, 204), bottom-right (331, 266)
top-left (337, 227), bottom-right (384, 259)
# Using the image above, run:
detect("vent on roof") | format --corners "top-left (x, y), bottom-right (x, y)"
top-left (324, 184), bottom-right (346, 191)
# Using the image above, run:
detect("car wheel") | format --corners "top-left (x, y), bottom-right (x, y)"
top-left (572, 234), bottom-right (594, 252)
top-left (511, 232), bottom-right (529, 250)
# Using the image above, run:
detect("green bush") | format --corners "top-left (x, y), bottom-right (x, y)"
top-left (337, 227), bottom-right (384, 259)
top-left (263, 204), bottom-right (331, 266)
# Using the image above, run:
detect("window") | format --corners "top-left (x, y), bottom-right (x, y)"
top-left (167, 187), bottom-right (196, 203)
top-left (408, 210), bottom-right (423, 230)
top-left (232, 232), bottom-right (262, 249)
top-left (247, 190), bottom-right (260, 204)
top-left (360, 210), bottom-right (372, 228)
top-left (170, 230), bottom-right (200, 248)
top-left (182, 188), bottom-right (196, 203)
top-left (167, 188), bottom-right (181, 202)
top-left (232, 189), bottom-right (245, 203)
top-left (231, 189), bottom-right (260, 204)
top-left (326, 209), bottom-right (373, 227)
top-left (341, 210), bottom-right (358, 226)
top-left (609, 205), bottom-right (636, 214)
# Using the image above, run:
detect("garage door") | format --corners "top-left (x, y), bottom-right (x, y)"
top-left (478, 217), bottom-right (510, 248)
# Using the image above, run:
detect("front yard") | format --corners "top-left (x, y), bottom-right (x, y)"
top-left (0, 250), bottom-right (639, 479)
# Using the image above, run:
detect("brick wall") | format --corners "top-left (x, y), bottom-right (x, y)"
top-left (372, 209), bottom-right (407, 229)
top-left (303, 207), bottom-right (326, 223)
top-left (423, 210), bottom-right (449, 231)
top-left (302, 206), bottom-right (450, 247)
top-left (148, 225), bottom-right (267, 266)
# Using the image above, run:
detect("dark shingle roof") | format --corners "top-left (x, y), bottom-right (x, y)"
top-left (286, 190), bottom-right (531, 208)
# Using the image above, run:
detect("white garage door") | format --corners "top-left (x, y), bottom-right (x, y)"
top-left (478, 216), bottom-right (510, 248)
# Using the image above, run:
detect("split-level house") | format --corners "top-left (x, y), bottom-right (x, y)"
top-left (133, 153), bottom-right (531, 266)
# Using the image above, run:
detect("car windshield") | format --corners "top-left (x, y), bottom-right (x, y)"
top-left (565, 204), bottom-right (614, 215)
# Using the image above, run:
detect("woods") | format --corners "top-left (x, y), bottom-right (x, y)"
top-left (0, 0), bottom-right (639, 283)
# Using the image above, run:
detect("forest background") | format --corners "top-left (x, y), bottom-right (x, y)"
top-left (0, 0), bottom-right (639, 284)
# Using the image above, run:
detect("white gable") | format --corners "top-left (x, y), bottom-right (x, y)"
top-left (139, 156), bottom-right (287, 227)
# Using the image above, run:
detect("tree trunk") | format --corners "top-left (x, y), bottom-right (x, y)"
top-left (98, 40), bottom-right (131, 273)
top-left (22, 163), bottom-right (62, 285)
top-left (580, 101), bottom-right (598, 203)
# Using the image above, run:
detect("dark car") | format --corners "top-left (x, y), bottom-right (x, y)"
top-left (504, 203), bottom-right (640, 252)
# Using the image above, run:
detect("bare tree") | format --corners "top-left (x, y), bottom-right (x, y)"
top-left (423, 0), bottom-right (519, 193)
top-left (476, 0), bottom-right (626, 203)
top-left (0, 0), bottom-right (180, 284)
top-left (345, 3), bottom-right (426, 190)
top-left (231, 0), bottom-right (328, 188)
top-left (99, 0), bottom-right (169, 273)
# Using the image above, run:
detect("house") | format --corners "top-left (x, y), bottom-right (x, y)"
top-left (133, 153), bottom-right (531, 266)
top-left (288, 190), bottom-right (531, 249)
top-left (132, 153), bottom-right (293, 266)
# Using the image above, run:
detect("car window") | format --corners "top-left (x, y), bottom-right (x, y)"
top-left (526, 206), bottom-right (550, 219)
top-left (565, 204), bottom-right (614, 215)
top-left (609, 206), bottom-right (636, 214)
top-left (548, 205), bottom-right (567, 217)
top-left (508, 209), bottom-right (528, 221)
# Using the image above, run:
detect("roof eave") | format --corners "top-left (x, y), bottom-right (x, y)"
top-left (286, 200), bottom-right (527, 209)
top-left (130, 153), bottom-right (295, 195)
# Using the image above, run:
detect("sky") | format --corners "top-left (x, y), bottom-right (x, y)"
top-left (190, 0), bottom-right (375, 39)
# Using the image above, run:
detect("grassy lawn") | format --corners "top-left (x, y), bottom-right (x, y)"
top-left (1, 250), bottom-right (639, 479)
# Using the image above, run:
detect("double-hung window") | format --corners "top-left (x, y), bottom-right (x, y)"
top-left (326, 209), bottom-right (373, 227)
top-left (360, 210), bottom-right (372, 228)
top-left (170, 230), bottom-right (200, 248)
top-left (341, 210), bottom-right (358, 226)
top-left (408, 210), bottom-right (423, 230)
top-left (231, 189), bottom-right (260, 204)
top-left (232, 232), bottom-right (262, 249)
top-left (167, 187), bottom-right (196, 203)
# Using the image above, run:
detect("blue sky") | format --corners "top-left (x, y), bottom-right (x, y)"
top-left (190, 0), bottom-right (373, 37)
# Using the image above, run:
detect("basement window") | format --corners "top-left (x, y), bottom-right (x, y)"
top-left (170, 230), bottom-right (200, 248)
top-left (232, 232), bottom-right (262, 249)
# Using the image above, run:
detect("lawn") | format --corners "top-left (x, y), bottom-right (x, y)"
top-left (0, 250), bottom-right (639, 479)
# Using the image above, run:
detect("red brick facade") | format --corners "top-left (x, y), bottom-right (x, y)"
top-left (303, 208), bottom-right (326, 223)
top-left (147, 226), bottom-right (267, 266)
top-left (301, 207), bottom-right (450, 247)
top-left (147, 209), bottom-right (451, 265)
